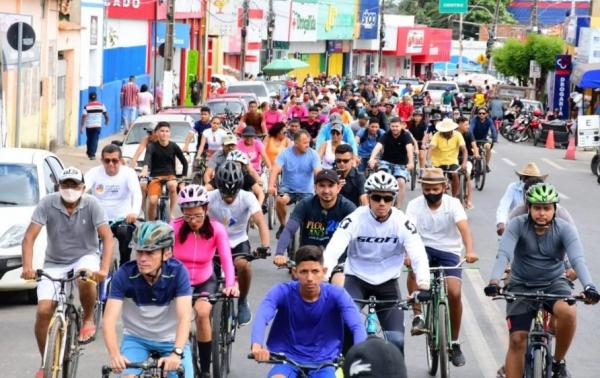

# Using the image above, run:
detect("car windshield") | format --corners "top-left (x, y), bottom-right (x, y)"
top-left (460, 85), bottom-right (477, 93)
top-left (0, 164), bottom-right (39, 206)
top-left (265, 82), bottom-right (283, 93)
top-left (124, 122), bottom-right (191, 144)
top-left (427, 83), bottom-right (455, 91)
top-left (207, 101), bottom-right (244, 115)
top-left (228, 84), bottom-right (268, 97)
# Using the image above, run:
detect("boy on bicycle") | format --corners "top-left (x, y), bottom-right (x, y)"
top-left (251, 246), bottom-right (367, 378)
top-left (484, 183), bottom-right (600, 378)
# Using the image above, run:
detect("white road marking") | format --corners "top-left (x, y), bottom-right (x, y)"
top-left (541, 158), bottom-right (565, 171)
top-left (501, 158), bottom-right (516, 167)
top-left (559, 192), bottom-right (570, 200)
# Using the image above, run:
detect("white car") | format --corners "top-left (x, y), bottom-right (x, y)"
top-left (0, 148), bottom-right (64, 299)
top-left (423, 80), bottom-right (460, 105)
top-left (226, 81), bottom-right (271, 105)
top-left (113, 114), bottom-right (196, 176)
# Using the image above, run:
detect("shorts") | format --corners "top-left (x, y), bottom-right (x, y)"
top-left (37, 254), bottom-right (100, 301)
top-left (425, 247), bottom-right (462, 279)
top-left (147, 175), bottom-right (177, 197)
top-left (268, 363), bottom-right (335, 377)
top-left (505, 278), bottom-right (573, 333)
top-left (465, 160), bottom-right (473, 177)
top-left (435, 164), bottom-right (460, 174)
top-left (120, 334), bottom-right (193, 378)
top-left (279, 187), bottom-right (313, 205)
top-left (122, 106), bottom-right (137, 127)
top-left (379, 160), bottom-right (410, 182)
top-left (231, 240), bottom-right (251, 258)
top-left (192, 274), bottom-right (219, 299)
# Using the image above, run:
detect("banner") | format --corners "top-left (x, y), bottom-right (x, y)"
top-left (406, 29), bottom-right (425, 54)
top-left (553, 55), bottom-right (572, 120)
top-left (358, 0), bottom-right (379, 40)
top-left (317, 0), bottom-right (356, 40)
top-left (289, 1), bottom-right (318, 42)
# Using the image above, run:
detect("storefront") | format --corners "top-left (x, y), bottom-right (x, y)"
top-left (316, 0), bottom-right (356, 77)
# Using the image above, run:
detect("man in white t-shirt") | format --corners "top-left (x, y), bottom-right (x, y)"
top-left (405, 168), bottom-right (478, 368)
top-left (85, 144), bottom-right (143, 265)
top-left (197, 117), bottom-right (229, 160)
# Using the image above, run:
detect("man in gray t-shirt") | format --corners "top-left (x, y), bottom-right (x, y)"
top-left (20, 167), bottom-right (114, 369)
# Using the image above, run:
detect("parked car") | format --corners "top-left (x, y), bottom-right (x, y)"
top-left (226, 81), bottom-right (270, 105)
top-left (205, 98), bottom-right (247, 118)
top-left (395, 77), bottom-right (425, 94)
top-left (112, 114), bottom-right (196, 174)
top-left (423, 80), bottom-right (460, 105)
top-left (0, 148), bottom-right (64, 300)
top-left (217, 92), bottom-right (259, 107)
top-left (158, 107), bottom-right (201, 122)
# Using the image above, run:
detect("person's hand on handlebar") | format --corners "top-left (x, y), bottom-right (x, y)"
top-left (496, 223), bottom-right (505, 236)
top-left (268, 185), bottom-right (277, 196)
top-left (582, 285), bottom-right (600, 305)
top-left (251, 343), bottom-right (270, 362)
top-left (158, 352), bottom-right (182, 373)
top-left (109, 352), bottom-right (130, 374)
top-left (222, 284), bottom-right (240, 298)
top-left (465, 253), bottom-right (479, 264)
top-left (273, 255), bottom-right (288, 267)
top-left (20, 266), bottom-right (36, 281)
top-left (484, 280), bottom-right (500, 297)
top-left (125, 213), bottom-right (138, 224)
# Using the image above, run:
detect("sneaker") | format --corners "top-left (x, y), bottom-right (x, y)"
top-left (88, 156), bottom-right (95, 160)
top-left (238, 301), bottom-right (253, 327)
top-left (552, 360), bottom-right (571, 378)
top-left (486, 166), bottom-right (491, 173)
top-left (450, 343), bottom-right (466, 367)
top-left (275, 225), bottom-right (284, 239)
top-left (411, 315), bottom-right (426, 336)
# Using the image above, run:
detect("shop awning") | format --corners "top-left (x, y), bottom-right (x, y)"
top-left (572, 63), bottom-right (600, 88)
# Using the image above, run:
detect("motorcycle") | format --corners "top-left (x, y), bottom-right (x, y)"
top-left (507, 112), bottom-right (540, 143)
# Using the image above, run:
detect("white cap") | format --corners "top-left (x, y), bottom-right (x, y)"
top-left (59, 167), bottom-right (84, 183)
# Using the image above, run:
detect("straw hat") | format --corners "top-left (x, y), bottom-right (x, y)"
top-left (515, 162), bottom-right (548, 179)
top-left (420, 168), bottom-right (447, 185)
top-left (435, 118), bottom-right (459, 133)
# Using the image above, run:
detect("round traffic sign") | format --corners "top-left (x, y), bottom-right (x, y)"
top-left (7, 22), bottom-right (36, 52)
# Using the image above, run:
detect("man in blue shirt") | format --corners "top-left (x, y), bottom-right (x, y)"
top-left (469, 107), bottom-right (498, 171)
top-left (316, 114), bottom-right (358, 155)
top-left (251, 246), bottom-right (367, 377)
top-left (268, 129), bottom-right (321, 238)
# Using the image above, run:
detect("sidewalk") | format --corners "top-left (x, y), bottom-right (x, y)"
top-left (55, 132), bottom-right (124, 171)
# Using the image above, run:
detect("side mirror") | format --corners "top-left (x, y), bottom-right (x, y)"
top-left (111, 140), bottom-right (123, 146)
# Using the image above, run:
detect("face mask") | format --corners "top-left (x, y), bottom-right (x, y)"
top-left (424, 192), bottom-right (443, 205)
top-left (59, 188), bottom-right (83, 203)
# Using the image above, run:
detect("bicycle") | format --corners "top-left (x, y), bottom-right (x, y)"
top-left (472, 140), bottom-right (492, 191)
top-left (101, 350), bottom-right (185, 378)
top-left (36, 269), bottom-right (95, 378)
top-left (248, 352), bottom-right (342, 378)
top-left (410, 151), bottom-right (418, 191)
top-left (494, 290), bottom-right (585, 378)
top-left (439, 166), bottom-right (467, 208)
top-left (353, 296), bottom-right (413, 337)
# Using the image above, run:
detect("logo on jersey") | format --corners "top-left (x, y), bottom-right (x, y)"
top-left (95, 184), bottom-right (105, 194)
top-left (349, 359), bottom-right (372, 375)
top-left (356, 236), bottom-right (399, 243)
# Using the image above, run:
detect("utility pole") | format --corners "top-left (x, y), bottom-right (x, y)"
top-left (201, 0), bottom-right (210, 103)
top-left (530, 0), bottom-right (539, 33)
top-left (164, 0), bottom-right (175, 71)
top-left (267, 0), bottom-right (275, 65)
top-left (378, 0), bottom-right (385, 73)
top-left (486, 0), bottom-right (501, 72)
top-left (458, 13), bottom-right (464, 76)
top-left (240, 0), bottom-right (249, 80)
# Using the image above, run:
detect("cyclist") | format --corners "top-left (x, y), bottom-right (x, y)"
top-left (285, 117), bottom-right (301, 140)
top-left (269, 130), bottom-right (321, 238)
top-left (287, 97), bottom-right (308, 121)
top-left (366, 98), bottom-right (389, 131)
top-left (334, 144), bottom-right (368, 206)
top-left (396, 95), bottom-right (414, 122)
top-left (407, 109), bottom-right (429, 174)
top-left (264, 122), bottom-right (292, 167)
top-left (85, 144), bottom-right (142, 266)
top-left (300, 106), bottom-right (322, 145)
top-left (208, 161), bottom-right (270, 326)
top-left (226, 150), bottom-right (265, 205)
top-left (472, 87), bottom-right (487, 110)
top-left (406, 168), bottom-right (478, 367)
top-left (484, 183), bottom-right (600, 378)
top-left (203, 134), bottom-right (261, 190)
top-left (140, 121), bottom-right (188, 221)
top-left (440, 87), bottom-right (456, 116)
top-left (495, 162), bottom-right (548, 236)
top-left (456, 116), bottom-right (479, 209)
top-left (197, 116), bottom-right (229, 161)
top-left (426, 118), bottom-right (467, 198)
top-left (469, 106), bottom-right (497, 172)
top-left (350, 112), bottom-right (369, 135)
top-left (183, 106), bottom-right (211, 154)
top-left (367, 117), bottom-right (415, 208)
top-left (315, 114), bottom-right (358, 155)
top-left (318, 122), bottom-right (347, 169)
top-left (251, 246), bottom-right (367, 378)
top-left (21, 167), bottom-right (114, 376)
top-left (323, 171), bottom-right (431, 353)
top-left (172, 185), bottom-right (239, 377)
top-left (263, 100), bottom-right (285, 131)
top-left (238, 100), bottom-right (267, 136)
top-left (102, 221), bottom-right (193, 378)
top-left (356, 117), bottom-right (385, 173)
top-left (237, 126), bottom-right (271, 175)
top-left (274, 169), bottom-right (356, 285)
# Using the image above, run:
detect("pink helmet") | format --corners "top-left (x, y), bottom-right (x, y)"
top-left (177, 184), bottom-right (209, 208)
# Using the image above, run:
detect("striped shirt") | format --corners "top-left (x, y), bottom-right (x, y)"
top-left (82, 101), bottom-right (107, 128)
top-left (121, 82), bottom-right (139, 107)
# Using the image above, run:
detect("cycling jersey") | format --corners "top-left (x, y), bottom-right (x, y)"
top-left (171, 218), bottom-right (235, 287)
top-left (323, 206), bottom-right (430, 287)
top-left (207, 190), bottom-right (261, 248)
top-left (85, 165), bottom-right (142, 220)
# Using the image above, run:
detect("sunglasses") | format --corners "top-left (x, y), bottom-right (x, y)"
top-left (335, 158), bottom-right (351, 164)
top-left (103, 158), bottom-right (120, 164)
top-left (478, 112), bottom-right (487, 115)
top-left (369, 194), bottom-right (395, 203)
top-left (331, 130), bottom-right (342, 135)
top-left (183, 214), bottom-right (205, 221)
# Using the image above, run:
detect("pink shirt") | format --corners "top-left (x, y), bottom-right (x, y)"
top-left (171, 218), bottom-right (235, 287)
top-left (237, 139), bottom-right (264, 173)
top-left (263, 110), bottom-right (285, 130)
top-left (287, 105), bottom-right (308, 121)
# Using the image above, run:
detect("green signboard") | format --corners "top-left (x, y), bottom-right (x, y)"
top-left (317, 0), bottom-right (356, 40)
top-left (439, 0), bottom-right (468, 14)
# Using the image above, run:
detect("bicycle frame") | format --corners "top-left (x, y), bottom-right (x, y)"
top-left (425, 268), bottom-right (452, 353)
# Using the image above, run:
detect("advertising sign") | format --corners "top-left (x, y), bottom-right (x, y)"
top-left (438, 0), bottom-right (468, 14)
top-left (359, 0), bottom-right (379, 40)
top-left (553, 55), bottom-right (572, 120)
top-left (577, 115), bottom-right (600, 147)
top-left (153, 22), bottom-right (191, 49)
top-left (317, 0), bottom-right (356, 40)
top-left (406, 29), bottom-right (425, 54)
top-left (106, 0), bottom-right (167, 20)
top-left (289, 1), bottom-right (318, 42)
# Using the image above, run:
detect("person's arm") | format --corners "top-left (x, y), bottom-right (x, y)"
top-left (214, 223), bottom-right (237, 289)
top-left (252, 210), bottom-right (270, 248)
top-left (368, 142), bottom-right (384, 167)
top-left (318, 142), bottom-right (327, 161)
top-left (157, 295), bottom-right (192, 372)
top-left (268, 163), bottom-right (282, 195)
top-left (127, 170), bottom-right (143, 221)
top-left (102, 298), bottom-right (129, 373)
top-left (402, 220), bottom-right (430, 290)
top-left (140, 142), bottom-right (154, 177)
top-left (406, 143), bottom-right (414, 171)
top-left (489, 119), bottom-right (498, 142)
top-left (97, 224), bottom-right (114, 282)
top-left (20, 222), bottom-right (43, 280)
top-left (275, 218), bottom-right (301, 256)
top-left (197, 134), bottom-right (207, 158)
top-left (323, 217), bottom-right (354, 280)
top-left (174, 145), bottom-right (188, 177)
top-left (203, 166), bottom-right (214, 186)
top-left (336, 288), bottom-right (368, 344)
top-left (80, 111), bottom-right (87, 133)
top-left (495, 183), bottom-right (516, 230)
top-left (315, 125), bottom-right (329, 150)
top-left (183, 131), bottom-right (195, 153)
top-left (562, 223), bottom-right (594, 288)
top-left (471, 141), bottom-right (480, 158)
top-left (345, 127), bottom-right (358, 155)
top-left (456, 219), bottom-right (477, 263)
top-left (103, 110), bottom-right (110, 125)
top-left (250, 285), bottom-right (284, 361)
top-left (259, 144), bottom-right (272, 171)
top-left (247, 163), bottom-right (261, 184)
top-left (130, 137), bottom-right (149, 168)
top-left (489, 218), bottom-right (519, 283)
top-left (251, 183), bottom-right (265, 205)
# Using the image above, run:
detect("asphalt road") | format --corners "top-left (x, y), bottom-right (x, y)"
top-left (1, 138), bottom-right (600, 377)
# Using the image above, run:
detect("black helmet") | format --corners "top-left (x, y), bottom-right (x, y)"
top-left (432, 113), bottom-right (442, 121)
top-left (215, 161), bottom-right (244, 196)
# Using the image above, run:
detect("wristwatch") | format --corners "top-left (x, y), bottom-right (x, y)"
top-left (172, 347), bottom-right (184, 358)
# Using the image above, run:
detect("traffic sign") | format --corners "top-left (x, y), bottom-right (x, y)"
top-left (6, 22), bottom-right (35, 51)
top-left (529, 60), bottom-right (541, 79)
top-left (439, 0), bottom-right (468, 14)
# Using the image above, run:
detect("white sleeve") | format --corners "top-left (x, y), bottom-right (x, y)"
top-left (323, 215), bottom-right (355, 280)
top-left (405, 199), bottom-right (419, 226)
top-left (451, 198), bottom-right (467, 223)
top-left (84, 168), bottom-right (96, 193)
top-left (127, 168), bottom-right (143, 215)
top-left (246, 191), bottom-right (261, 215)
top-left (401, 217), bottom-right (430, 289)
top-left (495, 183), bottom-right (515, 225)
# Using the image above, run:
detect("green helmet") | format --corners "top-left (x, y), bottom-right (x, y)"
top-left (130, 221), bottom-right (174, 251)
top-left (526, 183), bottom-right (559, 205)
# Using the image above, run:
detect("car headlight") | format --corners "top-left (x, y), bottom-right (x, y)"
top-left (5, 256), bottom-right (22, 268)
top-left (0, 224), bottom-right (27, 249)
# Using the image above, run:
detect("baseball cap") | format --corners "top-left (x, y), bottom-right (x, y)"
top-left (331, 123), bottom-right (343, 133)
top-left (343, 336), bottom-right (407, 378)
top-left (59, 167), bottom-right (84, 184)
top-left (329, 113), bottom-right (343, 123)
top-left (222, 133), bottom-right (237, 145)
top-left (358, 112), bottom-right (370, 120)
top-left (315, 169), bottom-right (339, 184)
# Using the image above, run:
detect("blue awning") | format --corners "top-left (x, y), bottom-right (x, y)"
top-left (572, 63), bottom-right (600, 88)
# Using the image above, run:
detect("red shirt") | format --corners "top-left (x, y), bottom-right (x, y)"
top-left (396, 102), bottom-right (414, 122)
top-left (121, 82), bottom-right (139, 107)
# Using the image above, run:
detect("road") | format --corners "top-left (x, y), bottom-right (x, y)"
top-left (1, 138), bottom-right (599, 377)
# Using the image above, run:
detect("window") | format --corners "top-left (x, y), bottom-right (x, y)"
top-left (0, 164), bottom-right (39, 205)
top-left (42, 161), bottom-right (57, 194)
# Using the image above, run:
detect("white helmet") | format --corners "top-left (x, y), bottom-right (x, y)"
top-left (226, 150), bottom-right (250, 165)
top-left (364, 171), bottom-right (399, 194)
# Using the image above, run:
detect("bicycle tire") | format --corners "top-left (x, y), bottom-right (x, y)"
top-left (591, 154), bottom-right (599, 176)
top-left (267, 197), bottom-right (275, 230)
top-left (158, 199), bottom-right (168, 223)
top-left (43, 319), bottom-right (64, 378)
top-left (222, 298), bottom-right (235, 374)
top-left (532, 348), bottom-right (544, 378)
top-left (459, 173), bottom-right (467, 208)
top-left (476, 159), bottom-right (486, 191)
top-left (62, 308), bottom-right (81, 378)
top-left (189, 327), bottom-right (201, 377)
top-left (287, 230), bottom-right (300, 272)
top-left (438, 303), bottom-right (450, 378)
top-left (211, 300), bottom-right (225, 378)
top-left (425, 303), bottom-right (439, 376)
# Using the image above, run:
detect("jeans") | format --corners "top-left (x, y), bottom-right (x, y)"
top-left (85, 127), bottom-right (101, 158)
top-left (122, 106), bottom-right (137, 130)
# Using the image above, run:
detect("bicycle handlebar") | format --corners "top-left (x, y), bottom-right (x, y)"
top-left (101, 364), bottom-right (184, 377)
top-left (247, 352), bottom-right (340, 369)
top-left (35, 269), bottom-right (92, 283)
top-left (353, 295), bottom-right (413, 310)
top-left (495, 290), bottom-right (586, 305)
top-left (428, 258), bottom-right (468, 271)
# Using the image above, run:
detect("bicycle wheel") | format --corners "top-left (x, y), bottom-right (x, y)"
top-left (425, 303), bottom-right (439, 376)
top-left (62, 308), bottom-right (81, 378)
top-left (222, 299), bottom-right (235, 374)
top-left (189, 327), bottom-right (201, 378)
top-left (43, 319), bottom-right (64, 378)
top-left (460, 173), bottom-right (468, 208)
top-left (158, 199), bottom-right (168, 222)
top-left (211, 300), bottom-right (225, 378)
top-left (438, 304), bottom-right (450, 378)
top-left (287, 230), bottom-right (299, 271)
top-left (267, 195), bottom-right (275, 230)
top-left (532, 348), bottom-right (544, 378)
top-left (475, 159), bottom-right (486, 191)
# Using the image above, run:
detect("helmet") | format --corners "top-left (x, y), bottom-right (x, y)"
top-left (130, 221), bottom-right (174, 251)
top-left (215, 160), bottom-right (244, 196)
top-left (413, 109), bottom-right (423, 116)
top-left (270, 100), bottom-right (279, 109)
top-left (533, 108), bottom-right (542, 117)
top-left (432, 113), bottom-right (442, 121)
top-left (226, 150), bottom-right (250, 165)
top-left (364, 171), bottom-right (399, 194)
top-left (526, 183), bottom-right (559, 205)
top-left (177, 184), bottom-right (209, 208)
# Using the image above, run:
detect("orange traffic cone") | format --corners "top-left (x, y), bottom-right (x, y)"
top-left (564, 136), bottom-right (576, 160)
top-left (545, 129), bottom-right (555, 149)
